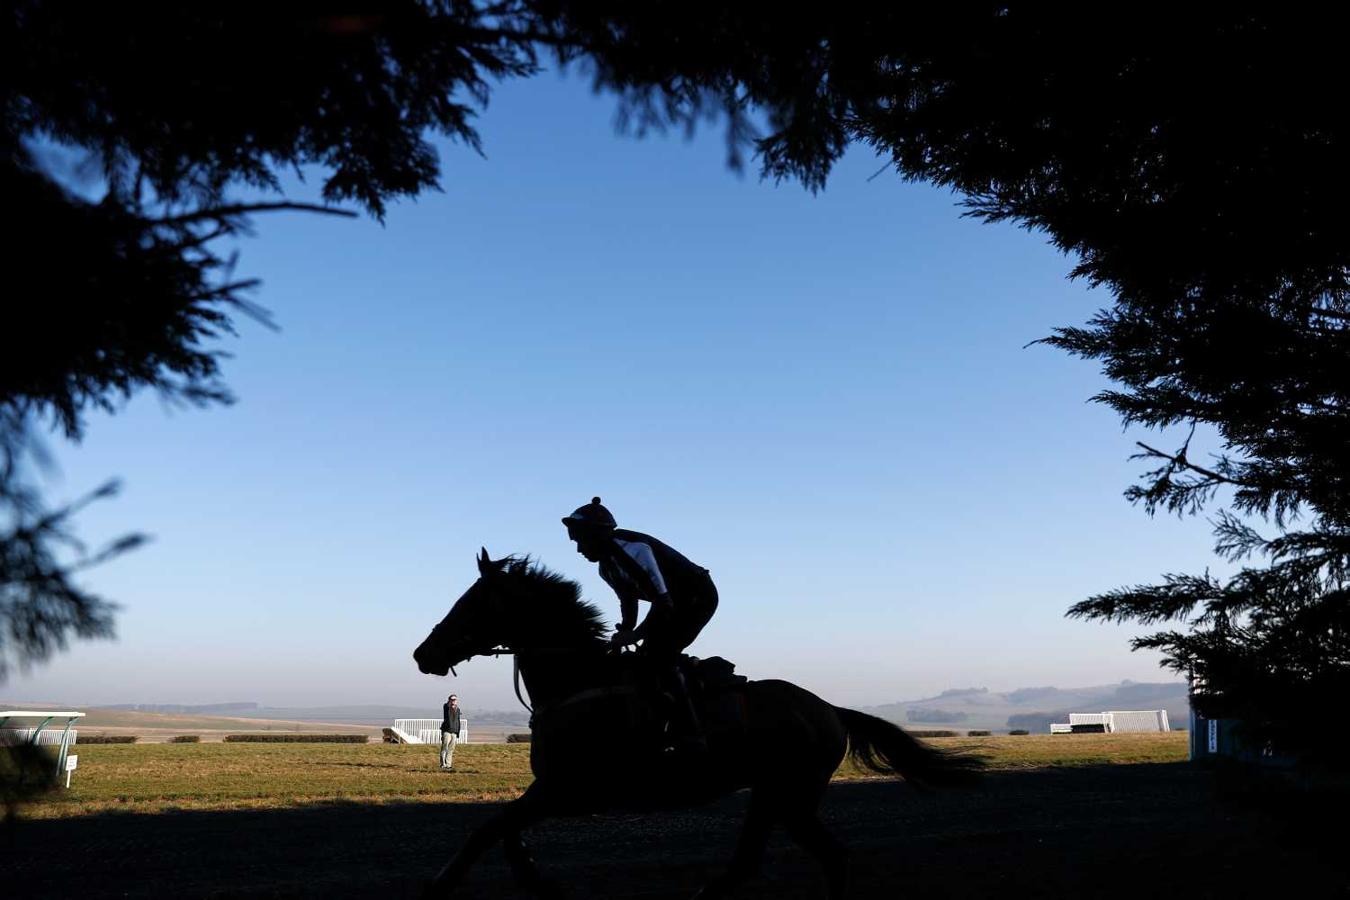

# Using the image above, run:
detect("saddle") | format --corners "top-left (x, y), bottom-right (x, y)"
top-left (628, 653), bottom-right (749, 742)
top-left (683, 654), bottom-right (748, 695)
top-left (680, 654), bottom-right (750, 741)
top-left (529, 655), bottom-right (749, 754)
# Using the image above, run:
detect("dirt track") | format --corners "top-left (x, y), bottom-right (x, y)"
top-left (7, 763), bottom-right (1347, 898)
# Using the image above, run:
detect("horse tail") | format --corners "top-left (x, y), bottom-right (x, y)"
top-left (834, 707), bottom-right (984, 786)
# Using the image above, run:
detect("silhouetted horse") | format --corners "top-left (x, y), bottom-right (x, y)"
top-left (414, 551), bottom-right (980, 898)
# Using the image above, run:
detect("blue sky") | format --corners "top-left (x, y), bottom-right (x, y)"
top-left (8, 71), bottom-right (1219, 712)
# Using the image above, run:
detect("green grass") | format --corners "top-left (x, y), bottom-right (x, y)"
top-left (930, 732), bottom-right (1188, 770)
top-left (24, 732), bottom-right (1188, 819)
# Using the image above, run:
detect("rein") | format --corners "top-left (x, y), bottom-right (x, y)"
top-left (513, 655), bottom-right (531, 715)
top-left (473, 645), bottom-right (604, 717)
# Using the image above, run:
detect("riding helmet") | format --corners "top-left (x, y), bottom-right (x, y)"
top-left (561, 497), bottom-right (617, 532)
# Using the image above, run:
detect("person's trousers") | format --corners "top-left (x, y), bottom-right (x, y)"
top-left (439, 732), bottom-right (458, 768)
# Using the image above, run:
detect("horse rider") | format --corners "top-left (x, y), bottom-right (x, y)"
top-left (562, 497), bottom-right (718, 752)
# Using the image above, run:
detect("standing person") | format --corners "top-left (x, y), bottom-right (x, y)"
top-left (561, 497), bottom-right (718, 752)
top-left (440, 693), bottom-right (462, 770)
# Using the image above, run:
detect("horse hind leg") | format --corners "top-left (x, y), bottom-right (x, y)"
top-left (780, 809), bottom-right (849, 900)
top-left (691, 792), bottom-right (774, 900)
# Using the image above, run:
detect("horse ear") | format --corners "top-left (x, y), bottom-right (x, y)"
top-left (478, 547), bottom-right (491, 575)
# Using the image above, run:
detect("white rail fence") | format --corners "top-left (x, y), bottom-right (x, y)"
top-left (392, 718), bottom-right (469, 744)
top-left (1103, 709), bottom-right (1171, 733)
top-left (0, 728), bottom-right (79, 746)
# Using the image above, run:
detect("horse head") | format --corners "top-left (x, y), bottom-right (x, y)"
top-left (415, 549), bottom-right (609, 677)
top-left (414, 548), bottom-right (509, 676)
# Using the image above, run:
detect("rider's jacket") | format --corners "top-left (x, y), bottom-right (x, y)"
top-left (597, 529), bottom-right (711, 629)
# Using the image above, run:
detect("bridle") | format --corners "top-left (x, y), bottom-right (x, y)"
top-left (434, 572), bottom-right (613, 717)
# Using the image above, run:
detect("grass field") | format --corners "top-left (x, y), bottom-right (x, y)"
top-left (22, 732), bottom-right (1187, 820)
top-left (1, 706), bottom-right (384, 743)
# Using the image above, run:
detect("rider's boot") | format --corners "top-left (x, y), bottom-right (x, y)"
top-left (664, 666), bottom-right (708, 755)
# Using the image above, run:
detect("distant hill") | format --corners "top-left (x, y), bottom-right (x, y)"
top-left (96, 702), bottom-right (260, 716)
top-left (0, 705), bottom-right (377, 735)
top-left (245, 705), bottom-right (531, 726)
top-left (23, 682), bottom-right (1186, 735)
top-left (14, 701), bottom-right (531, 728)
top-left (86, 703), bottom-right (529, 726)
top-left (863, 681), bottom-right (1190, 734)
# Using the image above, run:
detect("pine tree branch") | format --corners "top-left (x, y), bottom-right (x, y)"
top-left (149, 202), bottom-right (358, 228)
top-left (1133, 441), bottom-right (1264, 491)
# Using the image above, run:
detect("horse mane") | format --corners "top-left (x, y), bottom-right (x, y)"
top-left (498, 555), bottom-right (609, 646)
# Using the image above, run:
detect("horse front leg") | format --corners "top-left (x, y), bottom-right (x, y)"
top-left (425, 783), bottom-right (553, 898)
top-left (500, 782), bottom-right (567, 898)
top-left (503, 826), bottom-right (566, 899)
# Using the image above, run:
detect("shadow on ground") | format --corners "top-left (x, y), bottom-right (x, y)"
top-left (5, 764), bottom-right (1346, 897)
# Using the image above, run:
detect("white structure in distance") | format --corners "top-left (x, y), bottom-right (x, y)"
top-left (0, 710), bottom-right (85, 786)
top-left (1049, 709), bottom-right (1171, 734)
top-left (390, 717), bottom-right (469, 744)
